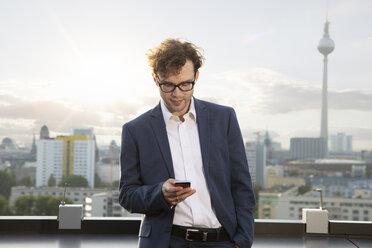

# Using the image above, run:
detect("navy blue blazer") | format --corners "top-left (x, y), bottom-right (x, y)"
top-left (119, 98), bottom-right (255, 248)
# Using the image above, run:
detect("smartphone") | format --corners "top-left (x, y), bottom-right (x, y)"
top-left (175, 180), bottom-right (191, 188)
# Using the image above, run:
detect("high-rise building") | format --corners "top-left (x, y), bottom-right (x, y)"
top-left (72, 127), bottom-right (99, 164)
top-left (40, 125), bottom-right (50, 139)
top-left (36, 139), bottom-right (63, 187)
top-left (72, 127), bottom-right (94, 138)
top-left (36, 133), bottom-right (95, 188)
top-left (330, 133), bottom-right (352, 153)
top-left (246, 141), bottom-right (266, 188)
top-left (290, 137), bottom-right (327, 160)
top-left (361, 151), bottom-right (372, 163)
top-left (245, 142), bottom-right (257, 185)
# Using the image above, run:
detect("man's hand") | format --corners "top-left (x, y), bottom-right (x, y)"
top-left (162, 178), bottom-right (196, 206)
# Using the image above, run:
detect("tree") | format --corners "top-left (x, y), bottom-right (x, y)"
top-left (298, 185), bottom-right (311, 195)
top-left (58, 175), bottom-right (88, 187)
top-left (0, 170), bottom-right (16, 199)
top-left (366, 170), bottom-right (372, 178)
top-left (0, 195), bottom-right (10, 215)
top-left (33, 195), bottom-right (51, 215)
top-left (48, 196), bottom-right (72, 214)
top-left (19, 176), bottom-right (33, 187)
top-left (14, 195), bottom-right (35, 215)
top-left (289, 170), bottom-right (299, 177)
top-left (34, 195), bottom-right (72, 215)
top-left (94, 173), bottom-right (103, 188)
top-left (13, 195), bottom-right (73, 216)
top-left (94, 173), bottom-right (116, 188)
top-left (48, 174), bottom-right (56, 187)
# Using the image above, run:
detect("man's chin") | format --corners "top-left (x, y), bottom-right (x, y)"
top-left (169, 105), bottom-right (187, 114)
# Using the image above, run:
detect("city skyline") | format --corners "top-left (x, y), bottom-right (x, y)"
top-left (1, 0), bottom-right (372, 150)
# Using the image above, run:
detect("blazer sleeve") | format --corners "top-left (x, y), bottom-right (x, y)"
top-left (118, 123), bottom-right (171, 216)
top-left (228, 109), bottom-right (256, 247)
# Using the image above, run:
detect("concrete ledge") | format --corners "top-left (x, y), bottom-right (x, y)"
top-left (330, 220), bottom-right (372, 237)
top-left (255, 219), bottom-right (305, 236)
top-left (0, 216), bottom-right (141, 234)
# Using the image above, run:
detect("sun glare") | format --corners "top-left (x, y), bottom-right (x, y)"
top-left (50, 57), bottom-right (151, 105)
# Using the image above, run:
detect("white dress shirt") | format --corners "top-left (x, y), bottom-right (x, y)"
top-left (161, 98), bottom-right (221, 228)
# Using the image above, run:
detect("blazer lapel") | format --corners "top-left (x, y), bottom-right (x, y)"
top-left (194, 98), bottom-right (210, 174)
top-left (149, 103), bottom-right (175, 178)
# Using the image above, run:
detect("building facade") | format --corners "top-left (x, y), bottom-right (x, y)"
top-left (84, 191), bottom-right (137, 217)
top-left (245, 142), bottom-right (257, 185)
top-left (9, 186), bottom-right (104, 207)
top-left (259, 185), bottom-right (372, 221)
top-left (36, 134), bottom-right (95, 188)
top-left (330, 133), bottom-right (352, 153)
top-left (290, 137), bottom-right (327, 160)
top-left (246, 141), bottom-right (266, 187)
top-left (36, 139), bottom-right (63, 187)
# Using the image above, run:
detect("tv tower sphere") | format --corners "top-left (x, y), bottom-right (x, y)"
top-left (318, 22), bottom-right (335, 55)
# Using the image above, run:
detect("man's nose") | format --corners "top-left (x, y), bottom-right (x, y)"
top-left (171, 86), bottom-right (182, 96)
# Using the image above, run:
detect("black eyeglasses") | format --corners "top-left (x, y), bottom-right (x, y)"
top-left (155, 74), bottom-right (196, 93)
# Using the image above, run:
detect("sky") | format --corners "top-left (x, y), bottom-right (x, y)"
top-left (0, 0), bottom-right (372, 150)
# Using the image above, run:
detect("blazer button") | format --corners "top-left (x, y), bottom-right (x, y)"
top-left (166, 227), bottom-right (172, 232)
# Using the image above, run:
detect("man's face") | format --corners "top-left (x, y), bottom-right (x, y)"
top-left (153, 60), bottom-right (199, 117)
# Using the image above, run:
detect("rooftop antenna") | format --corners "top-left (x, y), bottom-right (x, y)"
top-left (315, 188), bottom-right (324, 210)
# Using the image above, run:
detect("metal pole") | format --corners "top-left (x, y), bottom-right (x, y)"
top-left (315, 188), bottom-right (324, 210)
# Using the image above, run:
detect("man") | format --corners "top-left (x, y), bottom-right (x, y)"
top-left (119, 39), bottom-right (255, 248)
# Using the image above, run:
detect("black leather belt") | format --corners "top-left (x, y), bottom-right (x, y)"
top-left (171, 225), bottom-right (231, 242)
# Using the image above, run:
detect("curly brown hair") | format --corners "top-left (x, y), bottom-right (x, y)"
top-left (147, 38), bottom-right (204, 78)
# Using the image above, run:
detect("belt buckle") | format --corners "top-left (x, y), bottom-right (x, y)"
top-left (185, 228), bottom-right (208, 242)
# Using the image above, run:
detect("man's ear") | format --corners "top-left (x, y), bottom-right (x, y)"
top-left (195, 70), bottom-right (200, 83)
top-left (152, 73), bottom-right (158, 86)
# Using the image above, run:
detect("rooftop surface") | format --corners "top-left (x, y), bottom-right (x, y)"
top-left (1, 217), bottom-right (372, 248)
top-left (0, 234), bottom-right (370, 248)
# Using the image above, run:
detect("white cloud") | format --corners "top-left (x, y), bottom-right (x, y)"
top-left (198, 68), bottom-right (372, 150)
top-left (1, 67), bottom-right (372, 149)
top-left (0, 93), bottom-right (159, 144)
top-left (200, 68), bottom-right (372, 115)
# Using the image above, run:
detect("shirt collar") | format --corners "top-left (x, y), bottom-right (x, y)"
top-left (160, 97), bottom-right (196, 124)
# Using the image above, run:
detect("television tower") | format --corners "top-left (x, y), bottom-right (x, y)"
top-left (318, 15), bottom-right (335, 140)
